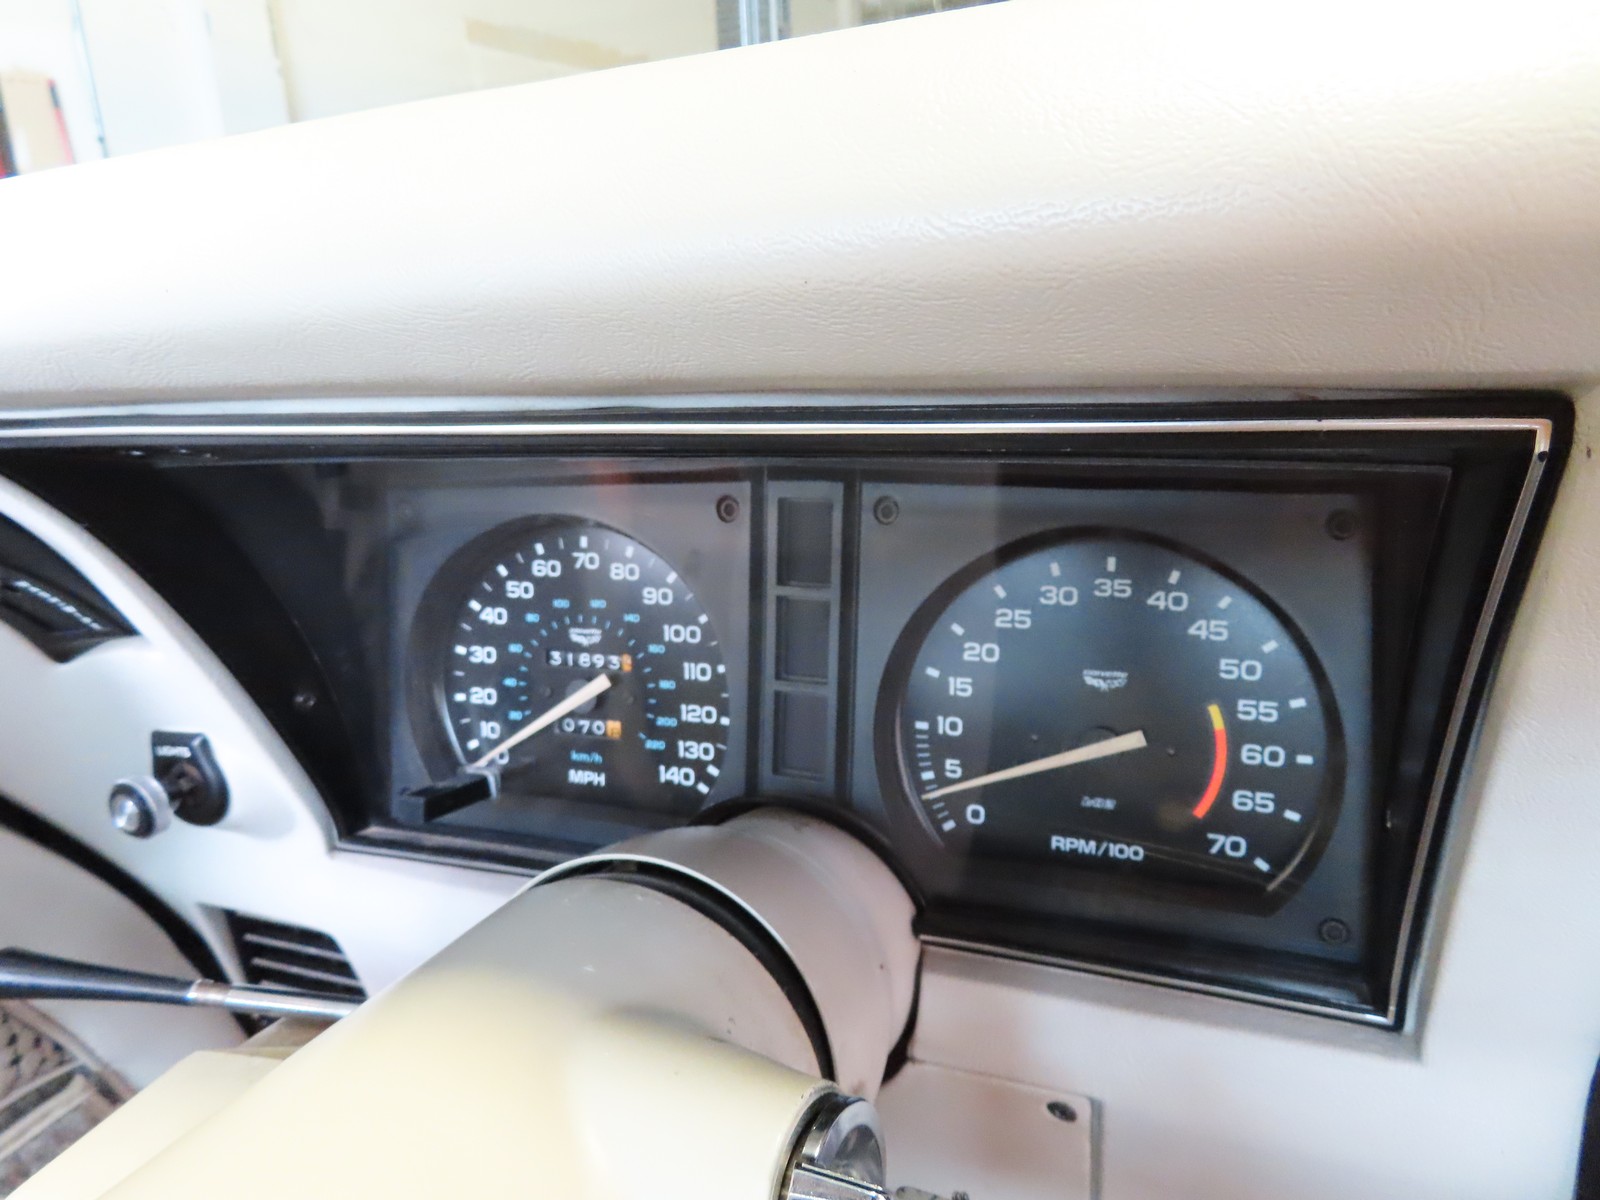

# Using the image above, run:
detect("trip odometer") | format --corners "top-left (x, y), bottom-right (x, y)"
top-left (886, 531), bottom-right (1342, 897)
top-left (424, 518), bottom-right (729, 816)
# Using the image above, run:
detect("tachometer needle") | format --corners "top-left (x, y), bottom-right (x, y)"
top-left (470, 673), bottom-right (612, 770)
top-left (922, 729), bottom-right (1148, 800)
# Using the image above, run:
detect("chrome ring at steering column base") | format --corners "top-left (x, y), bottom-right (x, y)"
top-left (782, 1092), bottom-right (889, 1200)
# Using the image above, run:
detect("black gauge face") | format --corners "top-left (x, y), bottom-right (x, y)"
top-left (431, 520), bottom-right (729, 815)
top-left (889, 532), bottom-right (1342, 896)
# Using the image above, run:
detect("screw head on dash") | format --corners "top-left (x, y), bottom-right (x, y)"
top-left (1318, 918), bottom-right (1352, 945)
top-left (1325, 510), bottom-right (1358, 540)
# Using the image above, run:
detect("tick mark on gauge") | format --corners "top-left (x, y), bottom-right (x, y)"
top-left (951, 622), bottom-right (965, 636)
top-left (921, 771), bottom-right (936, 783)
top-left (625, 546), bottom-right (635, 558)
top-left (925, 667), bottom-right (941, 678)
top-left (696, 782), bottom-right (710, 795)
top-left (495, 564), bottom-right (508, 578)
top-left (1288, 697), bottom-right (1307, 709)
top-left (1253, 857), bottom-right (1273, 873)
top-left (941, 819), bottom-right (958, 832)
top-left (1105, 555), bottom-right (1118, 572)
top-left (1296, 753), bottom-right (1315, 765)
top-left (706, 765), bottom-right (720, 778)
top-left (1168, 569), bottom-right (1182, 584)
top-left (1261, 640), bottom-right (1280, 653)
top-left (993, 584), bottom-right (1007, 599)
top-left (453, 645), bottom-right (466, 655)
top-left (453, 692), bottom-right (467, 702)
top-left (698, 613), bottom-right (708, 623)
top-left (579, 535), bottom-right (589, 548)
top-left (1218, 596), bottom-right (1233, 609)
top-left (914, 720), bottom-right (930, 731)
top-left (535, 542), bottom-right (545, 555)
top-left (1050, 562), bottom-right (1061, 577)
top-left (1285, 810), bottom-right (1303, 822)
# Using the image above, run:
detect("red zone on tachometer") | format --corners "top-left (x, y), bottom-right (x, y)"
top-left (1191, 702), bottom-right (1228, 819)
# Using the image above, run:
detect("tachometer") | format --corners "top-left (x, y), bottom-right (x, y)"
top-left (885, 531), bottom-right (1342, 895)
top-left (427, 518), bottom-right (729, 815)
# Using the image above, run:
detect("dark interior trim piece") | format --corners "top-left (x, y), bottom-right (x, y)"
top-left (0, 462), bottom-right (372, 833)
top-left (1579, 1055), bottom-right (1600, 1200)
top-left (0, 511), bottom-right (133, 662)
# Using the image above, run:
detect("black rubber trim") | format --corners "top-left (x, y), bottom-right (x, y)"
top-left (0, 790), bottom-right (247, 1031)
top-left (1579, 1054), bottom-right (1600, 1200)
top-left (0, 948), bottom-right (196, 1005)
top-left (551, 860), bottom-right (836, 1081)
top-left (0, 511), bottom-right (134, 663)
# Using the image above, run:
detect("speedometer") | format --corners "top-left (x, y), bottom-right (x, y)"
top-left (425, 518), bottom-right (729, 816)
top-left (885, 530), bottom-right (1342, 896)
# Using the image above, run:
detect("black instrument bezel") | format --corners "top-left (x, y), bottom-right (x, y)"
top-left (0, 393), bottom-right (1566, 1026)
top-left (876, 522), bottom-right (1349, 911)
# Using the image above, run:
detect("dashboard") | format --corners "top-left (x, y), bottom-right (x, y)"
top-left (0, 4), bottom-right (1594, 1192)
top-left (0, 399), bottom-right (1563, 1027)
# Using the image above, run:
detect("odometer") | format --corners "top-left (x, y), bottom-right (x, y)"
top-left (888, 531), bottom-right (1342, 896)
top-left (429, 518), bottom-right (729, 816)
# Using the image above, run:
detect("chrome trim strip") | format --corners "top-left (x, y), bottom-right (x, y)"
top-left (0, 414), bottom-right (1556, 445)
top-left (921, 935), bottom-right (1396, 1026)
top-left (0, 406), bottom-right (1553, 1027)
top-left (1385, 421), bottom-right (1554, 1028)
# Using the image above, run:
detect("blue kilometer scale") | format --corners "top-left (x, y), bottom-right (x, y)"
top-left (436, 519), bottom-right (729, 817)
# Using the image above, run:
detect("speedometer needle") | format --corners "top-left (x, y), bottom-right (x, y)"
top-left (470, 673), bottom-right (612, 770)
top-left (921, 729), bottom-right (1148, 800)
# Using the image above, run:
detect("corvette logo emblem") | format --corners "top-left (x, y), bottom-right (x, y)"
top-left (1083, 670), bottom-right (1128, 692)
top-left (568, 627), bottom-right (603, 648)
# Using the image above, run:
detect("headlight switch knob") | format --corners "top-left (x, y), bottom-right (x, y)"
top-left (108, 776), bottom-right (174, 839)
top-left (109, 731), bottom-right (229, 837)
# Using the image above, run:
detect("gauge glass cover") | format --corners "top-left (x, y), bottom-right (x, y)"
top-left (430, 519), bottom-right (729, 815)
top-left (890, 531), bottom-right (1342, 895)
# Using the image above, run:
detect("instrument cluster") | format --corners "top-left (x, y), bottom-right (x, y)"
top-left (17, 406), bottom-right (1549, 1024)
top-left (387, 468), bottom-right (1362, 926)
top-left (348, 415), bottom-right (1526, 1025)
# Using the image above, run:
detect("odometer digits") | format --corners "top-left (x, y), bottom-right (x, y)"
top-left (890, 532), bottom-right (1341, 895)
top-left (435, 519), bottom-right (729, 814)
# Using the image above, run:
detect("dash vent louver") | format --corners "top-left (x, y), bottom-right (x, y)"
top-left (223, 912), bottom-right (365, 1001)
